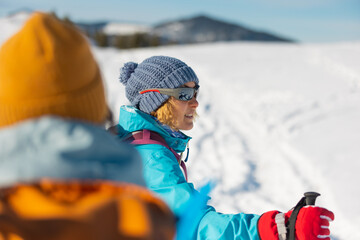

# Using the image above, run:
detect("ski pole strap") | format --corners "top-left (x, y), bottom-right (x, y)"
top-left (287, 196), bottom-right (306, 240)
top-left (126, 129), bottom-right (188, 181)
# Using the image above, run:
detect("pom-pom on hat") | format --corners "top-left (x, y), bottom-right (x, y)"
top-left (119, 56), bottom-right (199, 114)
top-left (0, 12), bottom-right (107, 127)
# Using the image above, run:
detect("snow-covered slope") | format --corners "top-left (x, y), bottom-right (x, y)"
top-left (97, 41), bottom-right (360, 240)
top-left (94, 41), bottom-right (360, 240)
top-left (2, 13), bottom-right (359, 240)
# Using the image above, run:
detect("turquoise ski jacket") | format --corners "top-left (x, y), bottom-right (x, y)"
top-left (117, 106), bottom-right (261, 240)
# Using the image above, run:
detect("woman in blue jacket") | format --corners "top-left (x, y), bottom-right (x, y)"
top-left (116, 56), bottom-right (334, 240)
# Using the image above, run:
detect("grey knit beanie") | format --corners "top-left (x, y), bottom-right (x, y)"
top-left (119, 56), bottom-right (199, 114)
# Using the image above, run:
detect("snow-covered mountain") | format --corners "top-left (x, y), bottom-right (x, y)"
top-left (153, 15), bottom-right (294, 44)
top-left (1, 12), bottom-right (360, 240)
top-left (82, 14), bottom-right (294, 45)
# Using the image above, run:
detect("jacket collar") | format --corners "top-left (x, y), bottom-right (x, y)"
top-left (118, 106), bottom-right (191, 152)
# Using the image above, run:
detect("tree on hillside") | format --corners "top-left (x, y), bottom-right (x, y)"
top-left (94, 31), bottom-right (109, 47)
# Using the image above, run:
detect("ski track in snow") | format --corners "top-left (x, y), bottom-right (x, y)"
top-left (2, 15), bottom-right (360, 239)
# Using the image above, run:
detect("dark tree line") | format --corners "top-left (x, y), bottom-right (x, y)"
top-left (93, 31), bottom-right (161, 49)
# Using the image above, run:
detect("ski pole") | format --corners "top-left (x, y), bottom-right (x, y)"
top-left (304, 191), bottom-right (320, 206)
top-left (287, 192), bottom-right (320, 240)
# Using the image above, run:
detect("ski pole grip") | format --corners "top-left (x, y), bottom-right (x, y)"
top-left (304, 192), bottom-right (320, 205)
top-left (288, 192), bottom-right (321, 240)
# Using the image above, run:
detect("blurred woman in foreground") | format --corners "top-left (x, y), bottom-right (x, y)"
top-left (0, 12), bottom-right (175, 240)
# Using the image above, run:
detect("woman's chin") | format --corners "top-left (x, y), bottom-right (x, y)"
top-left (179, 122), bottom-right (194, 131)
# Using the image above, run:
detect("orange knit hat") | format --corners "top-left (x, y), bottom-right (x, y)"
top-left (0, 12), bottom-right (108, 127)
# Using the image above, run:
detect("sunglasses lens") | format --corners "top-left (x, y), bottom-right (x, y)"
top-left (177, 88), bottom-right (197, 101)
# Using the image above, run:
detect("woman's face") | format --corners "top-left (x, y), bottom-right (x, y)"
top-left (172, 81), bottom-right (199, 131)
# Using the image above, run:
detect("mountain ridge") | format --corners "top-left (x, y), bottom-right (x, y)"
top-left (153, 15), bottom-right (295, 43)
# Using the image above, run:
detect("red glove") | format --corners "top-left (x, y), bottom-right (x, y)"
top-left (258, 206), bottom-right (334, 240)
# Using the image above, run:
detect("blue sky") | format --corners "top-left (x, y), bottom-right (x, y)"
top-left (1, 0), bottom-right (360, 43)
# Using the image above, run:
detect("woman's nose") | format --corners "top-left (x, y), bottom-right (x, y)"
top-left (189, 97), bottom-right (199, 108)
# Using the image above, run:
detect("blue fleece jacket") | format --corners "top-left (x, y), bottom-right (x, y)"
top-left (0, 116), bottom-right (145, 187)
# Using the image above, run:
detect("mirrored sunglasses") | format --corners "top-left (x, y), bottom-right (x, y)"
top-left (139, 85), bottom-right (199, 101)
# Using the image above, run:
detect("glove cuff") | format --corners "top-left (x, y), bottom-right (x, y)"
top-left (275, 213), bottom-right (287, 240)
